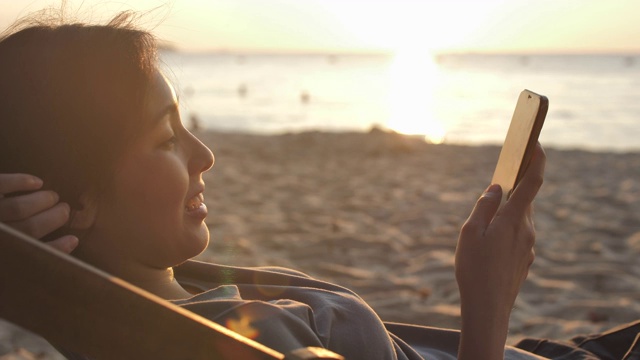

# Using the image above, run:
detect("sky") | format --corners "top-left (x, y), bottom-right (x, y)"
top-left (2, 0), bottom-right (640, 54)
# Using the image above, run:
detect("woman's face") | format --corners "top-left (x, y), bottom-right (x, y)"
top-left (83, 71), bottom-right (215, 272)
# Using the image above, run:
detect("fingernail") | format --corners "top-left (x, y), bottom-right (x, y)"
top-left (66, 236), bottom-right (79, 252)
top-left (59, 202), bottom-right (71, 215)
top-left (30, 176), bottom-right (43, 187)
top-left (485, 184), bottom-right (501, 196)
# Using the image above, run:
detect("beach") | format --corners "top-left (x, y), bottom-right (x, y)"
top-left (1, 128), bottom-right (639, 358)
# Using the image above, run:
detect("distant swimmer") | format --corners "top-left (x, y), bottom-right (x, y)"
top-left (189, 114), bottom-right (201, 132)
top-left (238, 83), bottom-right (247, 98)
top-left (300, 90), bottom-right (310, 104)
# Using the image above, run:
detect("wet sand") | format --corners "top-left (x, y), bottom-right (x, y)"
top-left (2, 128), bottom-right (639, 358)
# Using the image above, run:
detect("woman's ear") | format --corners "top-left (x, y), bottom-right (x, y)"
top-left (68, 193), bottom-right (98, 230)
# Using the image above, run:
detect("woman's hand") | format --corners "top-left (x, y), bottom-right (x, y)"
top-left (455, 144), bottom-right (546, 360)
top-left (0, 173), bottom-right (78, 253)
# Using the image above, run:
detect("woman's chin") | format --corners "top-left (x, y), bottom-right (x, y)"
top-left (187, 226), bottom-right (210, 258)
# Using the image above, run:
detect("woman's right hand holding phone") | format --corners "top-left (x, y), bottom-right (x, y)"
top-left (0, 173), bottom-right (78, 253)
top-left (455, 144), bottom-right (546, 360)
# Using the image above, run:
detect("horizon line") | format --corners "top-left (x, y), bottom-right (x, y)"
top-left (159, 45), bottom-right (640, 57)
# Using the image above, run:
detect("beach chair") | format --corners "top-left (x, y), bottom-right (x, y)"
top-left (0, 222), bottom-right (343, 360)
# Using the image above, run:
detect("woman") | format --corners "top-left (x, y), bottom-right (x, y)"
top-left (0, 13), bottom-right (636, 360)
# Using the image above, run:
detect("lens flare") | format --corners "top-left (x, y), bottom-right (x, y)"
top-left (226, 316), bottom-right (259, 340)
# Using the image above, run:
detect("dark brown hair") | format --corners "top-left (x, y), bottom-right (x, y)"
top-left (0, 12), bottom-right (158, 238)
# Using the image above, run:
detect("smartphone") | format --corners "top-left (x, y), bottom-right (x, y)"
top-left (491, 89), bottom-right (548, 206)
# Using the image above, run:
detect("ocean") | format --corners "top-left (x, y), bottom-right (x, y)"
top-left (159, 51), bottom-right (640, 152)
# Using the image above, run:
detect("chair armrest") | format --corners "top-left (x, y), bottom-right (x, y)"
top-left (0, 222), bottom-right (281, 359)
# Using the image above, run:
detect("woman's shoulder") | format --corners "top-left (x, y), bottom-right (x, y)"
top-left (173, 260), bottom-right (398, 359)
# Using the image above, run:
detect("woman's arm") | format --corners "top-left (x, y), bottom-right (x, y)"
top-left (455, 144), bottom-right (546, 360)
top-left (0, 173), bottom-right (78, 253)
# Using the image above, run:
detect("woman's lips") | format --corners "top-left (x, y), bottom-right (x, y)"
top-left (185, 193), bottom-right (207, 219)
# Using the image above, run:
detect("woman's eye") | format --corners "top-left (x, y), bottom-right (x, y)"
top-left (160, 135), bottom-right (177, 150)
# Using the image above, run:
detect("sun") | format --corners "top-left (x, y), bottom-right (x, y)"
top-left (385, 48), bottom-right (447, 144)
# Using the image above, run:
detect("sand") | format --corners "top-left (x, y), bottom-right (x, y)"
top-left (2, 128), bottom-right (639, 358)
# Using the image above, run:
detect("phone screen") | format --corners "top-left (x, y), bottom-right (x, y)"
top-left (491, 89), bottom-right (548, 206)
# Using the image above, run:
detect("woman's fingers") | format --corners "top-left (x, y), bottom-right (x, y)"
top-left (0, 173), bottom-right (78, 253)
top-left (10, 202), bottom-right (71, 239)
top-left (0, 190), bottom-right (59, 221)
top-left (461, 184), bottom-right (502, 236)
top-left (0, 173), bottom-right (43, 196)
top-left (46, 235), bottom-right (79, 254)
top-left (503, 144), bottom-right (546, 218)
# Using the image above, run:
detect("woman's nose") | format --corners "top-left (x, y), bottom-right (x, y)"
top-left (187, 132), bottom-right (214, 175)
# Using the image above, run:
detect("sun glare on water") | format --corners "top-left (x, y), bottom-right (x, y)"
top-left (386, 49), bottom-right (447, 144)
top-left (336, 0), bottom-right (500, 145)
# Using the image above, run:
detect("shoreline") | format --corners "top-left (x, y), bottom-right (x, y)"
top-left (194, 127), bottom-right (640, 155)
top-left (2, 128), bottom-right (639, 357)
top-left (202, 124), bottom-right (640, 154)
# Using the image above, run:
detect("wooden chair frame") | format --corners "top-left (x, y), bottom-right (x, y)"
top-left (0, 222), bottom-right (342, 360)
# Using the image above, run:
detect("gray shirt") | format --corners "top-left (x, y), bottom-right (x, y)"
top-left (173, 260), bottom-right (546, 360)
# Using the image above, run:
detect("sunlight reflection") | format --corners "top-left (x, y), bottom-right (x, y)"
top-left (386, 50), bottom-right (446, 144)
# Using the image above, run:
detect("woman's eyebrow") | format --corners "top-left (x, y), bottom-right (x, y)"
top-left (151, 98), bottom-right (180, 124)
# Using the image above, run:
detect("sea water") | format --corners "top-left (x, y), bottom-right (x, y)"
top-left (160, 51), bottom-right (640, 152)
